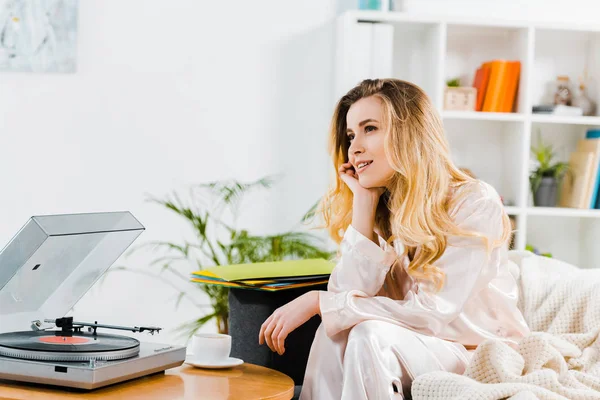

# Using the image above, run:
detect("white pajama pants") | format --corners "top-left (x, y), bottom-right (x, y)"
top-left (299, 320), bottom-right (471, 400)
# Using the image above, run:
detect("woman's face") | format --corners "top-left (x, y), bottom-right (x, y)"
top-left (345, 96), bottom-right (395, 189)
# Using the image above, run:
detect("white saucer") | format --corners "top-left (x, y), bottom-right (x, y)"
top-left (185, 355), bottom-right (244, 369)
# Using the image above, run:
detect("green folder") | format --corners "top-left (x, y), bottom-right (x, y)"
top-left (201, 258), bottom-right (334, 282)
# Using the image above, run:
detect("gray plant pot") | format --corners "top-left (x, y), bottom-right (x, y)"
top-left (533, 176), bottom-right (558, 207)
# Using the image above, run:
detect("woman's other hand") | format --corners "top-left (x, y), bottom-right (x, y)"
top-left (258, 290), bottom-right (320, 355)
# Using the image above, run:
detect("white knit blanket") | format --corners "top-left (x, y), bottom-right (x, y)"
top-left (411, 251), bottom-right (600, 400)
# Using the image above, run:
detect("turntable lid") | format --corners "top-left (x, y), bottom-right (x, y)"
top-left (0, 212), bottom-right (145, 332)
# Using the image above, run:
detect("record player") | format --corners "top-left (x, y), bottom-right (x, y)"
top-left (0, 211), bottom-right (186, 390)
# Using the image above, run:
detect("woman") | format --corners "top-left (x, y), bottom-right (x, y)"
top-left (258, 79), bottom-right (530, 399)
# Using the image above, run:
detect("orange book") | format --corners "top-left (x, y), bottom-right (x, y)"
top-left (500, 61), bottom-right (521, 112)
top-left (472, 65), bottom-right (491, 111)
top-left (482, 60), bottom-right (509, 112)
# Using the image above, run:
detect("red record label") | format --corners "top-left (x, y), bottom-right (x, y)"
top-left (37, 336), bottom-right (91, 344)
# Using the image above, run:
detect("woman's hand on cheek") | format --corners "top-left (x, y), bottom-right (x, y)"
top-left (339, 162), bottom-right (385, 244)
top-left (258, 291), bottom-right (320, 355)
top-left (338, 162), bottom-right (385, 205)
top-left (338, 162), bottom-right (360, 192)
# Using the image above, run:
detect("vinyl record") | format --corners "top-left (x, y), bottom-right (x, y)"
top-left (0, 331), bottom-right (140, 361)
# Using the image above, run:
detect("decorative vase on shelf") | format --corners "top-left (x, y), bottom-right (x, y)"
top-left (572, 83), bottom-right (596, 116)
top-left (533, 177), bottom-right (558, 207)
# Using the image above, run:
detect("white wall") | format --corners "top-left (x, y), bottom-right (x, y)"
top-left (0, 0), bottom-right (336, 345)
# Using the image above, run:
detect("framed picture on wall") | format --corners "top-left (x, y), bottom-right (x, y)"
top-left (0, 0), bottom-right (78, 73)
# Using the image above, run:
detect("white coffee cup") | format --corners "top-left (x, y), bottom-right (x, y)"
top-left (189, 333), bottom-right (231, 362)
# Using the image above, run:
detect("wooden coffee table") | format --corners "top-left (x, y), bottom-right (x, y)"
top-left (0, 363), bottom-right (294, 400)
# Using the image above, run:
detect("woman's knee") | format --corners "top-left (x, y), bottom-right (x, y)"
top-left (348, 320), bottom-right (391, 341)
top-left (345, 320), bottom-right (410, 370)
top-left (345, 320), bottom-right (395, 358)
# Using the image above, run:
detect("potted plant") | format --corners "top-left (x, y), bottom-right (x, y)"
top-left (115, 176), bottom-right (333, 339)
top-left (529, 132), bottom-right (570, 207)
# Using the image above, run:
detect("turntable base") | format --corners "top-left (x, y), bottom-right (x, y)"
top-left (0, 363), bottom-right (294, 400)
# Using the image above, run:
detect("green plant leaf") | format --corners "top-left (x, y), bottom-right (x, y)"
top-left (226, 231), bottom-right (334, 263)
top-left (530, 131), bottom-right (570, 198)
top-left (446, 78), bottom-right (461, 87)
top-left (173, 312), bottom-right (218, 341)
top-left (197, 176), bottom-right (278, 218)
top-left (174, 291), bottom-right (186, 309)
top-left (301, 199), bottom-right (321, 224)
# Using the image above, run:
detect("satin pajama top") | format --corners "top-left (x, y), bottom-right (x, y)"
top-left (319, 180), bottom-right (530, 349)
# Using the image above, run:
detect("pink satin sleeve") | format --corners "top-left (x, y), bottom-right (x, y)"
top-left (319, 193), bottom-right (508, 339)
top-left (325, 225), bottom-right (398, 297)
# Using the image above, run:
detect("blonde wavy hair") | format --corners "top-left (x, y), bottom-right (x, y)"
top-left (319, 79), bottom-right (511, 292)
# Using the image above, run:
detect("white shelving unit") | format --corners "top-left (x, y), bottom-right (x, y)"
top-left (335, 10), bottom-right (600, 268)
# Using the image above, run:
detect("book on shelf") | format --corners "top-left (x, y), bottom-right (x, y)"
top-left (557, 131), bottom-right (600, 210)
top-left (558, 151), bottom-right (595, 209)
top-left (585, 129), bottom-right (600, 209)
top-left (576, 138), bottom-right (600, 208)
top-left (472, 64), bottom-right (490, 111)
top-left (471, 60), bottom-right (521, 113)
top-left (532, 104), bottom-right (584, 116)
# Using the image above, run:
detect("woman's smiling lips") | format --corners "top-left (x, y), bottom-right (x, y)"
top-left (355, 160), bottom-right (373, 174)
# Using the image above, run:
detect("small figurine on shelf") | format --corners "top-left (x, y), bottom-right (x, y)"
top-left (572, 72), bottom-right (596, 116)
top-left (554, 75), bottom-right (573, 106)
